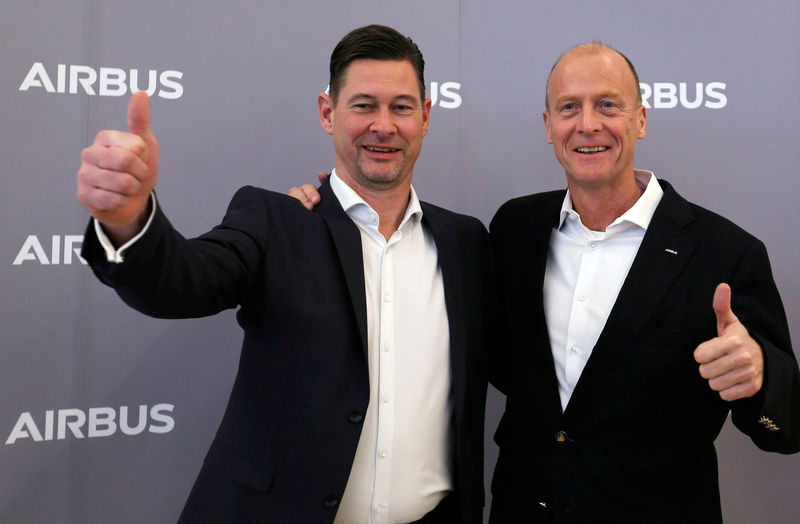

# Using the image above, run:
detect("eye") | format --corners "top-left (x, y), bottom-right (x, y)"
top-left (351, 103), bottom-right (374, 112)
top-left (599, 100), bottom-right (620, 112)
top-left (559, 102), bottom-right (578, 114)
top-left (393, 104), bottom-right (414, 114)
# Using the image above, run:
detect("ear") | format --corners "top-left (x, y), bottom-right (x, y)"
top-left (421, 97), bottom-right (432, 137)
top-left (543, 110), bottom-right (553, 144)
top-left (318, 93), bottom-right (334, 135)
top-left (636, 105), bottom-right (647, 139)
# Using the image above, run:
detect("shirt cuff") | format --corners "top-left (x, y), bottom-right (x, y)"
top-left (95, 193), bottom-right (158, 263)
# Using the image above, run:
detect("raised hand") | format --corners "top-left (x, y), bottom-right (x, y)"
top-left (77, 91), bottom-right (159, 244)
top-left (694, 283), bottom-right (764, 401)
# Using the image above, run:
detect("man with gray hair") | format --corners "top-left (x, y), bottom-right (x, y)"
top-left (488, 42), bottom-right (800, 523)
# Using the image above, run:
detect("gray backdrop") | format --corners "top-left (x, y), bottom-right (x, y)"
top-left (2, 1), bottom-right (798, 522)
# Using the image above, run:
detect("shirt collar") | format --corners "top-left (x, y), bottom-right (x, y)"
top-left (558, 169), bottom-right (663, 231)
top-left (329, 169), bottom-right (423, 231)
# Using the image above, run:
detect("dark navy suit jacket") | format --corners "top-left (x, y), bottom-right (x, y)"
top-left (488, 180), bottom-right (799, 523)
top-left (83, 181), bottom-right (495, 523)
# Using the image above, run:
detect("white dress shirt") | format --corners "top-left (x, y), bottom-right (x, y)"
top-left (544, 170), bottom-right (663, 411)
top-left (329, 172), bottom-right (452, 524)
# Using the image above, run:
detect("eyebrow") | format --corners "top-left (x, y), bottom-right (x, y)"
top-left (346, 93), bottom-right (420, 105)
top-left (555, 90), bottom-right (624, 105)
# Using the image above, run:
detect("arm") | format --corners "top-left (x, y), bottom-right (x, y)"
top-left (694, 240), bottom-right (799, 452)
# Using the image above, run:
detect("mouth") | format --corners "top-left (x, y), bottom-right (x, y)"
top-left (575, 146), bottom-right (609, 154)
top-left (363, 145), bottom-right (401, 153)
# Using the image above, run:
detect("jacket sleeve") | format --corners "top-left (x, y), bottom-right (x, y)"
top-left (81, 186), bottom-right (268, 319)
top-left (727, 238), bottom-right (800, 453)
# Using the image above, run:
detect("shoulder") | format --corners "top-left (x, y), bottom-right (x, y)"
top-left (227, 185), bottom-right (318, 216)
top-left (420, 200), bottom-right (487, 234)
top-left (491, 189), bottom-right (564, 231)
top-left (659, 181), bottom-right (761, 247)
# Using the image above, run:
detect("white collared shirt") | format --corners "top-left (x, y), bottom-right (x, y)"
top-left (330, 171), bottom-right (452, 524)
top-left (544, 170), bottom-right (663, 411)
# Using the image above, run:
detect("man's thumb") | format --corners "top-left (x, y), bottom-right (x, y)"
top-left (712, 283), bottom-right (737, 335)
top-left (127, 91), bottom-right (153, 140)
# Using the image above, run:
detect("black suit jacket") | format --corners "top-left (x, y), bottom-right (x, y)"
top-left (488, 180), bottom-right (799, 523)
top-left (82, 181), bottom-right (494, 523)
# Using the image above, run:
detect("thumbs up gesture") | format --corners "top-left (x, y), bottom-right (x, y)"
top-left (694, 283), bottom-right (764, 401)
top-left (77, 91), bottom-right (159, 244)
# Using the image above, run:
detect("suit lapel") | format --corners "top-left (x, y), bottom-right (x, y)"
top-left (315, 180), bottom-right (368, 356)
top-left (566, 182), bottom-right (698, 414)
top-left (525, 196), bottom-right (565, 417)
top-left (421, 203), bottom-right (468, 416)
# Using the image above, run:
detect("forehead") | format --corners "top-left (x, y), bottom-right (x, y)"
top-left (547, 51), bottom-right (637, 102)
top-left (338, 59), bottom-right (420, 100)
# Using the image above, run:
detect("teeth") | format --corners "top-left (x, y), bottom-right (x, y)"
top-left (576, 146), bottom-right (608, 153)
top-left (365, 146), bottom-right (398, 153)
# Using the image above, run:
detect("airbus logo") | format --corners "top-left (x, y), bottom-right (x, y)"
top-left (19, 62), bottom-right (184, 99)
top-left (5, 404), bottom-right (175, 445)
top-left (640, 82), bottom-right (727, 109)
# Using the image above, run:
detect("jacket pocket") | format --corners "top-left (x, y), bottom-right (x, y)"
top-left (204, 441), bottom-right (274, 493)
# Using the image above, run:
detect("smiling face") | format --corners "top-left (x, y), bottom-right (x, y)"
top-left (544, 48), bottom-right (646, 191)
top-left (319, 58), bottom-right (431, 194)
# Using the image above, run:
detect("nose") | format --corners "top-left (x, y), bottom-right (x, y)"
top-left (577, 106), bottom-right (601, 134)
top-left (369, 106), bottom-right (397, 136)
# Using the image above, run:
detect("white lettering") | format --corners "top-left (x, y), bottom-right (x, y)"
top-left (148, 403), bottom-right (175, 434)
top-left (679, 82), bottom-right (704, 110)
top-left (69, 65), bottom-right (97, 95)
top-left (18, 62), bottom-right (56, 92)
top-left (705, 82), bottom-right (727, 109)
top-left (99, 67), bottom-right (127, 97)
top-left (12, 235), bottom-right (86, 265)
top-left (437, 82), bottom-right (462, 109)
top-left (640, 82), bottom-right (727, 110)
top-left (119, 405), bottom-right (148, 435)
top-left (20, 63), bottom-right (183, 99)
top-left (88, 407), bottom-right (117, 438)
top-left (64, 235), bottom-right (86, 265)
top-left (158, 71), bottom-right (184, 99)
top-left (57, 409), bottom-right (86, 439)
top-left (6, 405), bottom-right (176, 444)
top-left (5, 413), bottom-right (43, 444)
top-left (13, 235), bottom-right (49, 265)
top-left (653, 82), bottom-right (678, 109)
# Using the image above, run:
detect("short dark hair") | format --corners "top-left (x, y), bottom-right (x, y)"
top-left (329, 24), bottom-right (425, 104)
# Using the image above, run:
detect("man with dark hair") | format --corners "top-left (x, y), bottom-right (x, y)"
top-left (488, 42), bottom-right (800, 522)
top-left (77, 24), bottom-right (492, 523)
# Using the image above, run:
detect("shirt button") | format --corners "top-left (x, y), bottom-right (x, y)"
top-left (555, 431), bottom-right (568, 443)
top-left (569, 346), bottom-right (579, 355)
top-left (382, 395), bottom-right (390, 403)
top-left (375, 504), bottom-right (386, 513)
top-left (323, 494), bottom-right (340, 507)
top-left (383, 292), bottom-right (391, 302)
top-left (349, 411), bottom-right (364, 424)
top-left (380, 449), bottom-right (389, 458)
top-left (369, 214), bottom-right (377, 224)
top-left (383, 342), bottom-right (391, 352)
top-left (577, 293), bottom-right (587, 302)
top-left (590, 242), bottom-right (598, 250)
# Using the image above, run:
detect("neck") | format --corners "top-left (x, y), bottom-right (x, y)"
top-left (568, 174), bottom-right (643, 232)
top-left (336, 172), bottom-right (413, 241)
